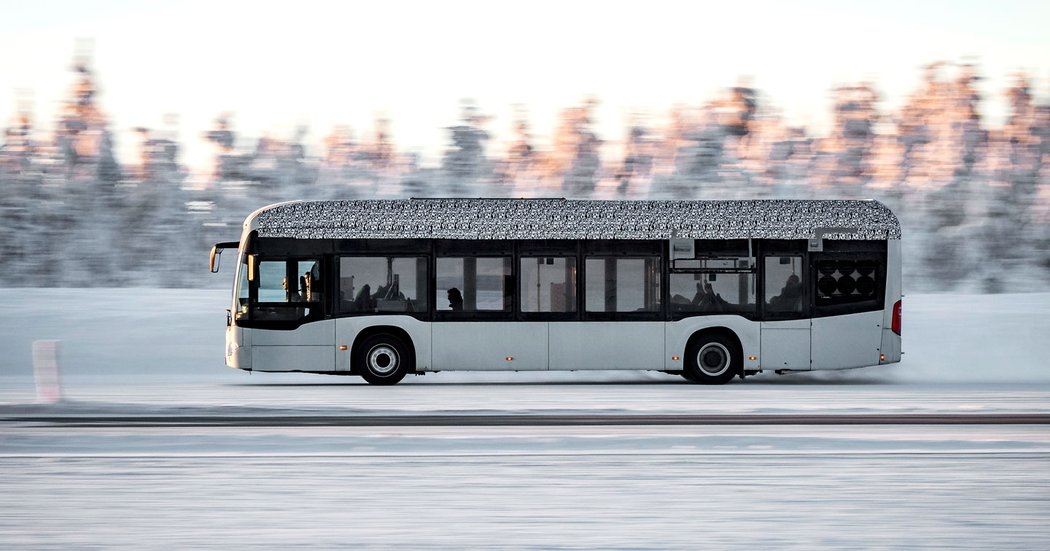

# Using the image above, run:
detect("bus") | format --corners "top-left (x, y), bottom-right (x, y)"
top-left (209, 198), bottom-right (902, 384)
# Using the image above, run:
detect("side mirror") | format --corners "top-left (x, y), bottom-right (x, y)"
top-left (210, 241), bottom-right (239, 273)
top-left (209, 246), bottom-right (222, 273)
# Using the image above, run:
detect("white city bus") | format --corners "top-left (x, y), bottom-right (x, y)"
top-left (210, 199), bottom-right (902, 384)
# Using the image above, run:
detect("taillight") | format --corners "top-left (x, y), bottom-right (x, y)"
top-left (892, 300), bottom-right (902, 335)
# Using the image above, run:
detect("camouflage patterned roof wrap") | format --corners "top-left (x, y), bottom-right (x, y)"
top-left (253, 199), bottom-right (901, 241)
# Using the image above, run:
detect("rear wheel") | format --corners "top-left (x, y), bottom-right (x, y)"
top-left (684, 334), bottom-right (740, 385)
top-left (357, 333), bottom-right (409, 385)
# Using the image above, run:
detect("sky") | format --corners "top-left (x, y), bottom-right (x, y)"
top-left (1, 0), bottom-right (1049, 173)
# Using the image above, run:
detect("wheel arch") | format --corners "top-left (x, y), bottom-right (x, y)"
top-left (685, 326), bottom-right (744, 376)
top-left (350, 325), bottom-right (417, 375)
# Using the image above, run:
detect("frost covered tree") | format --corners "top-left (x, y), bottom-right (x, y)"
top-left (442, 100), bottom-right (491, 190)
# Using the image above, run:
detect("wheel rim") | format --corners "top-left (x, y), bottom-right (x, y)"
top-left (696, 343), bottom-right (731, 377)
top-left (367, 344), bottom-right (399, 376)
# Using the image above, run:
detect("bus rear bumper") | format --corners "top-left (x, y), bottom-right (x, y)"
top-left (880, 328), bottom-right (902, 365)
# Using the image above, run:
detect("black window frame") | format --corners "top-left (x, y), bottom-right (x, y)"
top-left (581, 240), bottom-right (665, 322)
top-left (238, 236), bottom-right (890, 327)
top-left (334, 254), bottom-right (431, 320)
top-left (668, 238), bottom-right (756, 321)
top-left (757, 239), bottom-right (810, 321)
top-left (242, 254), bottom-right (326, 330)
top-left (434, 240), bottom-right (516, 322)
top-left (518, 240), bottom-right (580, 322)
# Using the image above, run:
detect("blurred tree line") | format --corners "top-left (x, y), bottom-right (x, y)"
top-left (1, 58), bottom-right (1048, 291)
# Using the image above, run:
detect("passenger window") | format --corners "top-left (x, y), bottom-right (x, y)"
top-left (520, 257), bottom-right (577, 313)
top-left (670, 266), bottom-right (755, 314)
top-left (339, 256), bottom-right (428, 314)
top-left (585, 257), bottom-right (660, 312)
top-left (437, 257), bottom-right (512, 312)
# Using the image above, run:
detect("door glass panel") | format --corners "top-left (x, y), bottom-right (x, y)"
top-left (764, 256), bottom-right (803, 315)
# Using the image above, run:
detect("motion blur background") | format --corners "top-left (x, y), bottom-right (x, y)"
top-left (1, 0), bottom-right (1048, 292)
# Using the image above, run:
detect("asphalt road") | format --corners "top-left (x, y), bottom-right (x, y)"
top-left (5, 412), bottom-right (1050, 427)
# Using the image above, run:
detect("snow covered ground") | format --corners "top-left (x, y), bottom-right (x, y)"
top-left (1, 290), bottom-right (1049, 548)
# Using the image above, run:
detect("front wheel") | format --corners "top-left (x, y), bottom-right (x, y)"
top-left (684, 334), bottom-right (740, 385)
top-left (356, 333), bottom-right (410, 385)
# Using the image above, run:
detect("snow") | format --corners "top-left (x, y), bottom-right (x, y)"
top-left (1, 289), bottom-right (1049, 548)
top-left (1, 288), bottom-right (1048, 393)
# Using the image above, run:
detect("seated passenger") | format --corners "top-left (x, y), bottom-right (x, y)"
top-left (696, 282), bottom-right (725, 312)
top-left (770, 274), bottom-right (802, 311)
top-left (447, 287), bottom-right (464, 311)
top-left (284, 276), bottom-right (304, 302)
top-left (353, 284), bottom-right (373, 311)
top-left (690, 282), bottom-right (706, 306)
top-left (300, 274), bottom-right (313, 302)
top-left (305, 266), bottom-right (322, 302)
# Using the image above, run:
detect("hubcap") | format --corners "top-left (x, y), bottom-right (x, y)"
top-left (696, 343), bottom-right (730, 377)
top-left (367, 344), bottom-right (399, 376)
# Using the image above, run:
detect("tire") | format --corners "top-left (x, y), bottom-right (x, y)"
top-left (356, 333), bottom-right (410, 385)
top-left (684, 333), bottom-right (740, 385)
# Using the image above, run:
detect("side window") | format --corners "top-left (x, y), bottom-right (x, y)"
top-left (585, 257), bottom-right (661, 313)
top-left (764, 256), bottom-right (803, 315)
top-left (520, 256), bottom-right (577, 313)
top-left (437, 256), bottom-right (512, 312)
top-left (670, 239), bottom-right (755, 316)
top-left (338, 256), bottom-right (428, 314)
top-left (670, 261), bottom-right (755, 314)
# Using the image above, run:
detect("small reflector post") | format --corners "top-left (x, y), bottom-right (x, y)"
top-left (748, 355), bottom-right (757, 361)
top-left (671, 356), bottom-right (680, 361)
top-left (505, 357), bottom-right (513, 361)
top-left (880, 353), bottom-right (885, 362)
top-left (339, 345), bottom-right (348, 351)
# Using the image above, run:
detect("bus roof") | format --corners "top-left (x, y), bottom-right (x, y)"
top-left (251, 199), bottom-right (901, 241)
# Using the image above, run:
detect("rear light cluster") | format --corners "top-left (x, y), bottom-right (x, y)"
top-left (892, 300), bottom-right (902, 335)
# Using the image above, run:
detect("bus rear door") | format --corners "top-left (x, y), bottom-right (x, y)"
top-left (760, 254), bottom-right (811, 370)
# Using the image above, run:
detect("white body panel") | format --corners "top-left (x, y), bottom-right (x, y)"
top-left (811, 311), bottom-right (883, 369)
top-left (432, 322), bottom-right (547, 371)
top-left (231, 309), bottom-right (899, 374)
top-left (252, 344), bottom-right (333, 372)
top-left (665, 316), bottom-right (761, 373)
top-left (761, 319), bottom-right (811, 370)
top-left (250, 320), bottom-right (335, 372)
top-left (334, 316), bottom-right (432, 372)
top-left (549, 322), bottom-right (663, 370)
